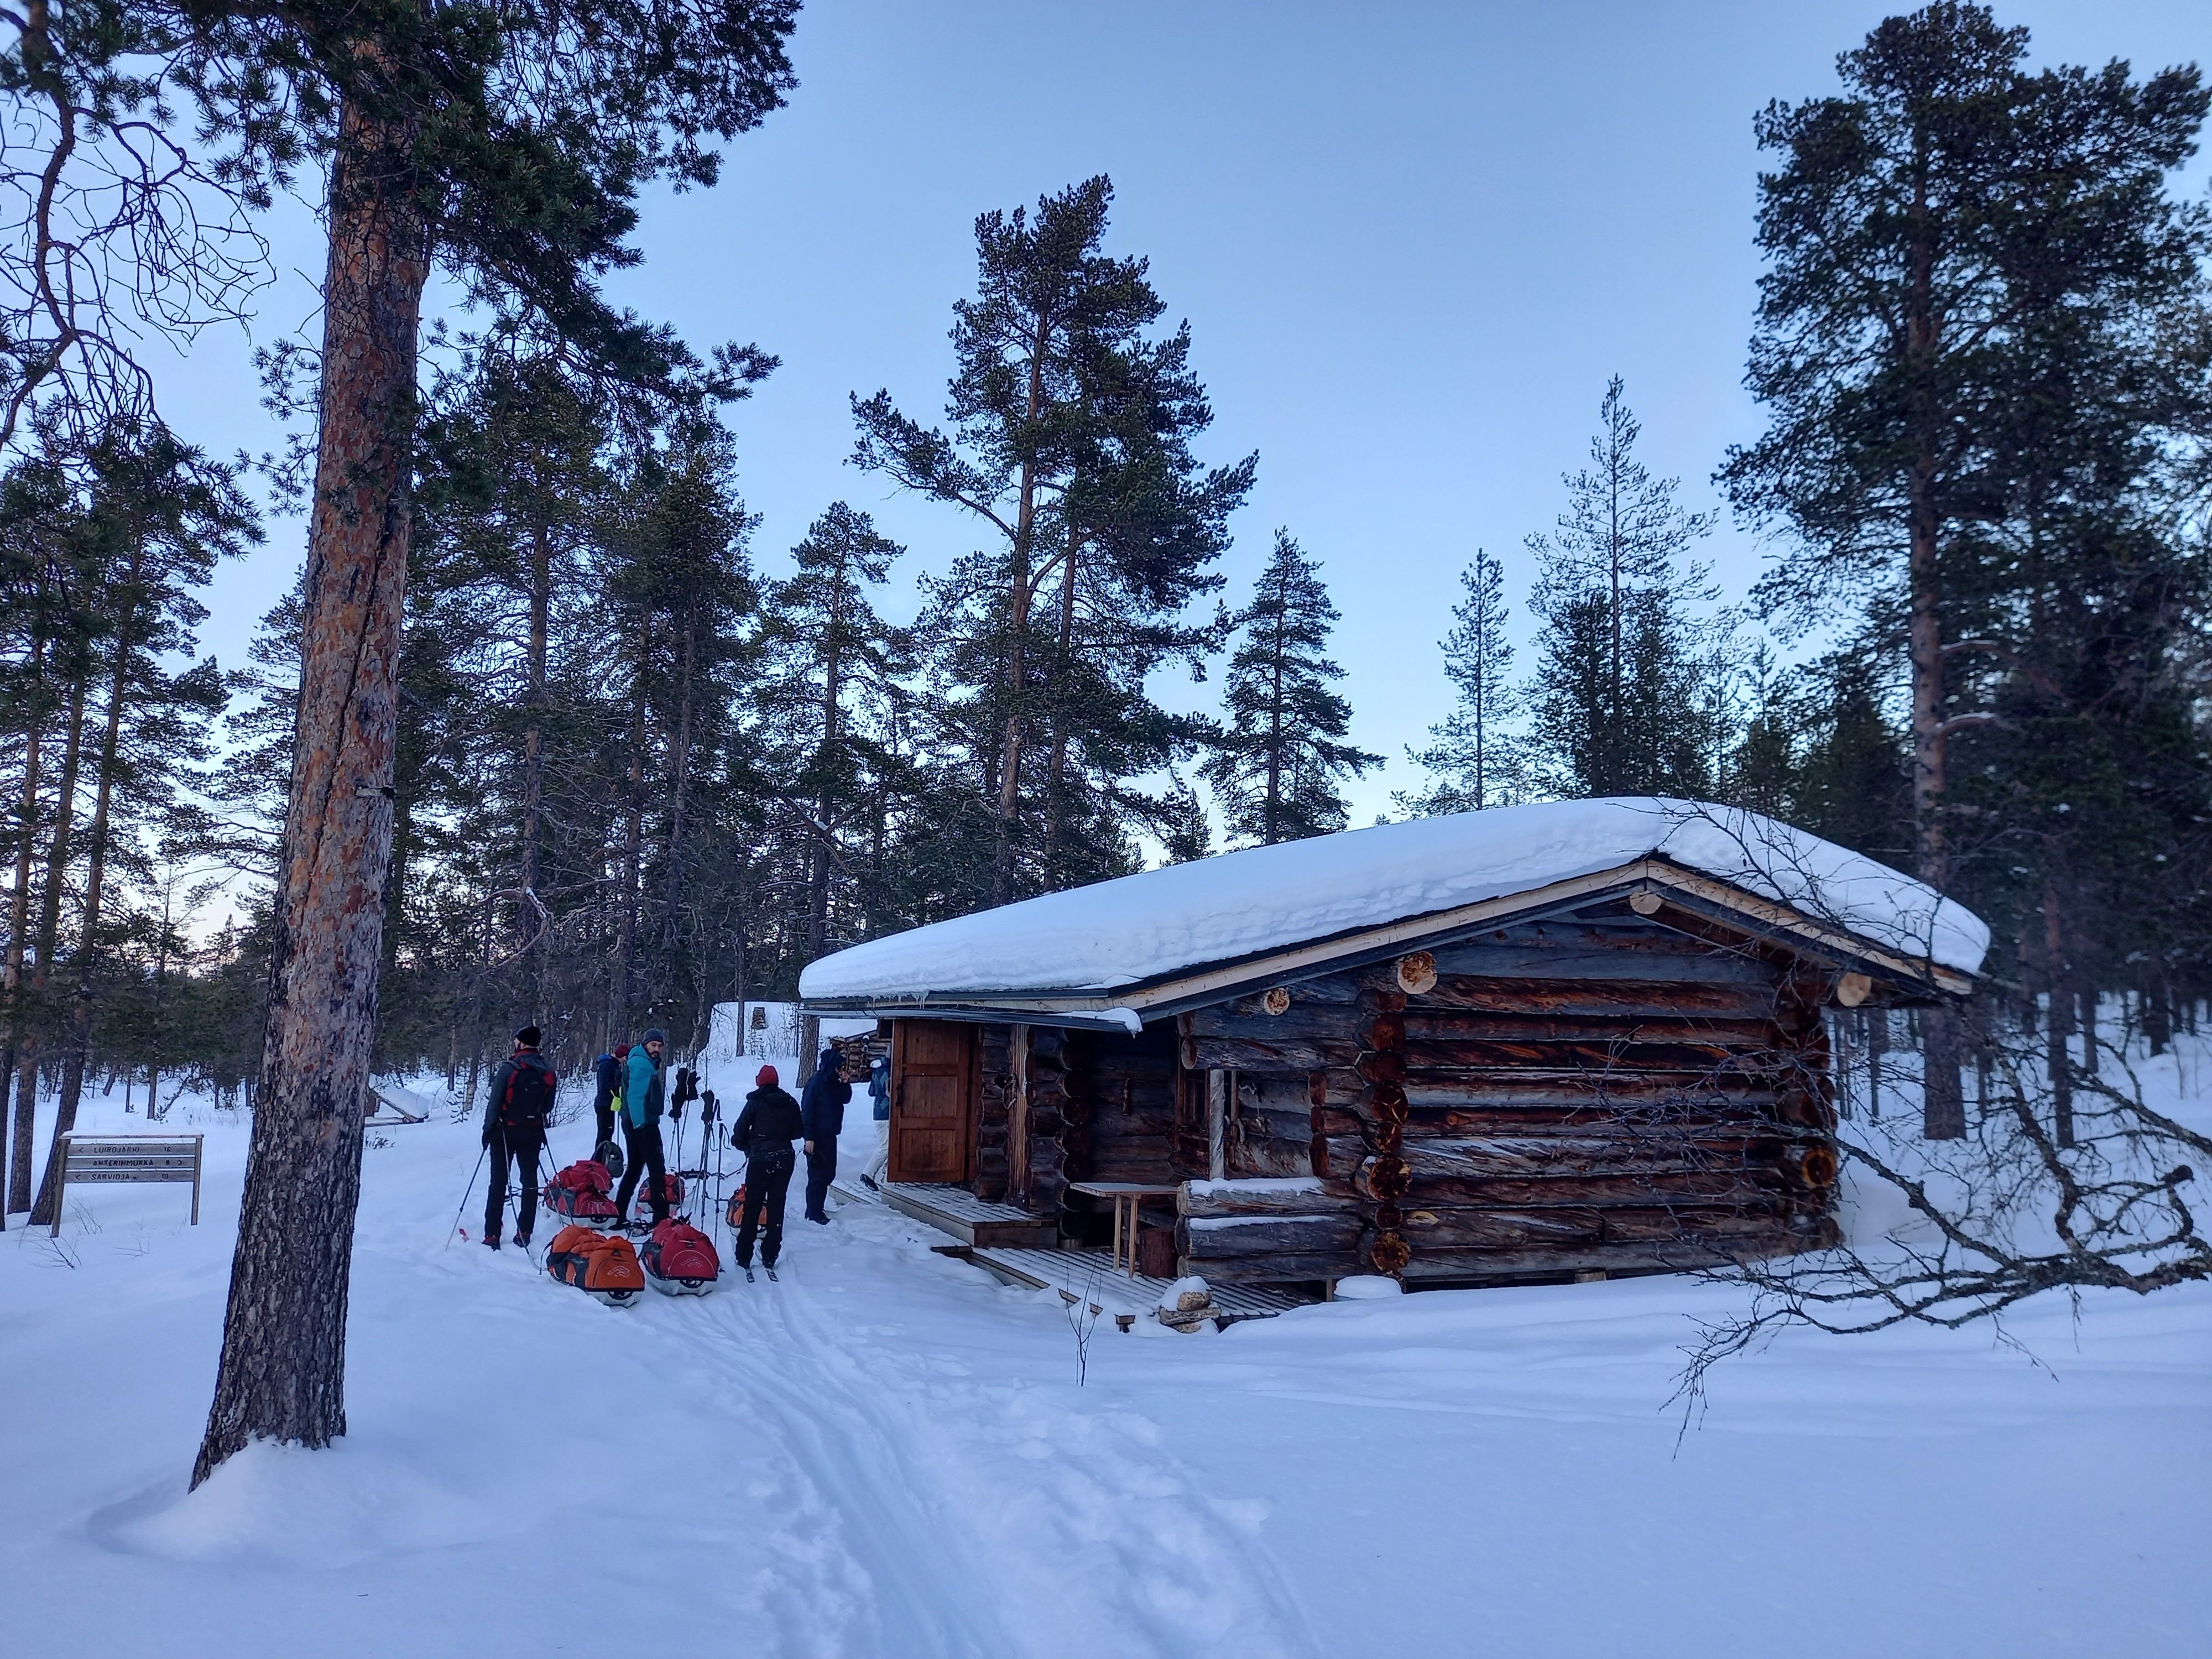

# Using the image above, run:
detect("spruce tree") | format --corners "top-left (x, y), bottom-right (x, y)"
top-left (1525, 378), bottom-right (1716, 799)
top-left (1401, 548), bottom-right (1525, 815)
top-left (1203, 531), bottom-right (1379, 845)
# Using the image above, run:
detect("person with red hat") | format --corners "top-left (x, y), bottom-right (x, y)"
top-left (728, 1063), bottom-right (804, 1280)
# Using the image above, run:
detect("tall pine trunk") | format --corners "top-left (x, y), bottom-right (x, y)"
top-left (0, 619), bottom-right (48, 1228)
top-left (8, 665), bottom-right (87, 1212)
top-left (609, 617), bottom-right (651, 1044)
top-left (521, 521), bottom-right (551, 1016)
top-left (195, 94), bottom-right (426, 1488)
top-left (1903, 144), bottom-right (1965, 1142)
top-left (32, 578), bottom-right (135, 1224)
top-left (990, 321), bottom-right (1052, 907)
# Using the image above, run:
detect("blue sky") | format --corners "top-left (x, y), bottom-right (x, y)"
top-left (160, 1), bottom-right (2210, 826)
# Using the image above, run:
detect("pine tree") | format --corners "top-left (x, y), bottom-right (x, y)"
top-left (853, 176), bottom-right (1253, 904)
top-left (185, 0), bottom-right (799, 1488)
top-left (754, 502), bottom-right (914, 986)
top-left (1525, 378), bottom-right (1715, 799)
top-left (1721, 3), bottom-right (2208, 1136)
top-left (1203, 531), bottom-right (1380, 845)
top-left (1400, 548), bottom-right (1524, 815)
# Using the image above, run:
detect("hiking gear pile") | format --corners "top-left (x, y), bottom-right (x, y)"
top-left (544, 1225), bottom-right (646, 1307)
top-left (641, 1217), bottom-right (722, 1295)
top-left (541, 1159), bottom-right (620, 1228)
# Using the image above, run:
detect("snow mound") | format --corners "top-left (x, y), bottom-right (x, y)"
top-left (1332, 1276), bottom-right (1404, 1300)
top-left (800, 797), bottom-right (1990, 1002)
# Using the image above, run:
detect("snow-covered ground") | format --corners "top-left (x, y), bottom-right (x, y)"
top-left (3, 1044), bottom-right (2208, 1658)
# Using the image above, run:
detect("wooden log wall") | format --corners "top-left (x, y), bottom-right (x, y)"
top-left (1168, 913), bottom-right (1845, 1285)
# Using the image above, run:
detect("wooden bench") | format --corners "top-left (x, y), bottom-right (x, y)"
top-left (49, 1133), bottom-right (203, 1235)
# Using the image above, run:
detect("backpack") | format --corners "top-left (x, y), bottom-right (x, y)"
top-left (641, 1217), bottom-right (721, 1295)
top-left (498, 1055), bottom-right (555, 1130)
top-left (545, 1224), bottom-right (645, 1306)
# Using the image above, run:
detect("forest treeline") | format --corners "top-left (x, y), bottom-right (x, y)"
top-left (4, 1), bottom-right (2211, 1199)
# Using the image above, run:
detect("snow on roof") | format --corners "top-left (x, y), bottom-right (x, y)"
top-left (799, 797), bottom-right (1990, 1004)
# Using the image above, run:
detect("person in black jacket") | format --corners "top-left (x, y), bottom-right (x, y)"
top-left (483, 1025), bottom-right (557, 1249)
top-left (730, 1065), bottom-right (804, 1276)
top-left (591, 1045), bottom-right (625, 1159)
top-left (799, 1045), bottom-right (852, 1224)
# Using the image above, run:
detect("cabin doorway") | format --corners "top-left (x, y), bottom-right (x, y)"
top-left (889, 1019), bottom-right (974, 1184)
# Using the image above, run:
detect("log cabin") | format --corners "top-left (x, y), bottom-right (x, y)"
top-left (799, 799), bottom-right (1989, 1290)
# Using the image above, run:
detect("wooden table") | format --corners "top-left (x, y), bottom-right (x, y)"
top-left (1067, 1181), bottom-right (1181, 1275)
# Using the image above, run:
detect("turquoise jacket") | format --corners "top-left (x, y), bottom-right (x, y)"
top-left (624, 1046), bottom-right (664, 1128)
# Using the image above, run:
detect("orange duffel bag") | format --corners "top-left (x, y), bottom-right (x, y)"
top-left (544, 1224), bottom-right (646, 1307)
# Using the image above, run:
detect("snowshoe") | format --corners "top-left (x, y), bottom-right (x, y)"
top-left (541, 1160), bottom-right (620, 1229)
top-left (544, 1224), bottom-right (645, 1307)
top-left (641, 1217), bottom-right (721, 1295)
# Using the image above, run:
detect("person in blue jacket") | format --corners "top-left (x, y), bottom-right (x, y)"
top-left (612, 1028), bottom-right (670, 1226)
top-left (798, 1045), bottom-right (852, 1223)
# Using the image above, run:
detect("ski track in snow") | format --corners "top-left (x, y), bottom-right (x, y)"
top-left (655, 1215), bottom-right (1317, 1658)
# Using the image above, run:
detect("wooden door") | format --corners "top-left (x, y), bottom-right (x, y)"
top-left (889, 1019), bottom-right (973, 1185)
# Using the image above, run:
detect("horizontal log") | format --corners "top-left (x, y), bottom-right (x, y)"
top-left (1396, 1036), bottom-right (1787, 1073)
top-left (1180, 1178), bottom-right (1360, 1218)
top-left (1186, 1034), bottom-right (1355, 1073)
top-left (1176, 1213), bottom-right (1367, 1258)
top-left (1388, 1204), bottom-right (1792, 1250)
top-left (1310, 1103), bottom-right (1777, 1139)
top-left (1180, 1251), bottom-right (1369, 1284)
top-left (1313, 1068), bottom-right (1788, 1109)
top-left (1364, 1170), bottom-right (1787, 1208)
top-left (1402, 1011), bottom-right (1785, 1047)
top-left (1313, 1133), bottom-right (1788, 1182)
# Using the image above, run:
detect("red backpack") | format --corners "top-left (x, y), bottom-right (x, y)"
top-left (641, 1218), bottom-right (722, 1295)
top-left (541, 1160), bottom-right (619, 1227)
top-left (498, 1054), bottom-right (556, 1129)
top-left (630, 1171), bottom-right (685, 1218)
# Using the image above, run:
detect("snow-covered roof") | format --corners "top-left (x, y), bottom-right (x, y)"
top-left (798, 797), bottom-right (1990, 1009)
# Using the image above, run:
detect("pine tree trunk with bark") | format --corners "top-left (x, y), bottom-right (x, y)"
top-left (195, 95), bottom-right (427, 1488)
top-left (8, 666), bottom-right (87, 1212)
top-left (31, 592), bottom-right (134, 1223)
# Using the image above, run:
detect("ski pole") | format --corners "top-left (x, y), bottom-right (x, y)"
top-left (447, 1144), bottom-right (488, 1247)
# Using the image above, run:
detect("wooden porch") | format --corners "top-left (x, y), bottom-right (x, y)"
top-left (831, 1175), bottom-right (1303, 1324)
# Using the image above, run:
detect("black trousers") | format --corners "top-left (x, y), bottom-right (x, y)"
top-left (804, 1140), bottom-right (837, 1220)
top-left (484, 1127), bottom-right (544, 1243)
top-left (613, 1120), bottom-right (669, 1223)
top-left (736, 1156), bottom-right (794, 1267)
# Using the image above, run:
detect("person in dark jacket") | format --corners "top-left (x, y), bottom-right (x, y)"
top-left (799, 1045), bottom-right (852, 1224)
top-left (591, 1046), bottom-right (625, 1157)
top-left (612, 1028), bottom-right (670, 1226)
top-left (483, 1025), bottom-right (557, 1248)
top-left (730, 1064), bottom-right (804, 1275)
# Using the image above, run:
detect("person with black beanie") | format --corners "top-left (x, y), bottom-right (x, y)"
top-left (730, 1064), bottom-right (803, 1279)
top-left (799, 1045), bottom-right (852, 1224)
top-left (482, 1025), bottom-right (556, 1248)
